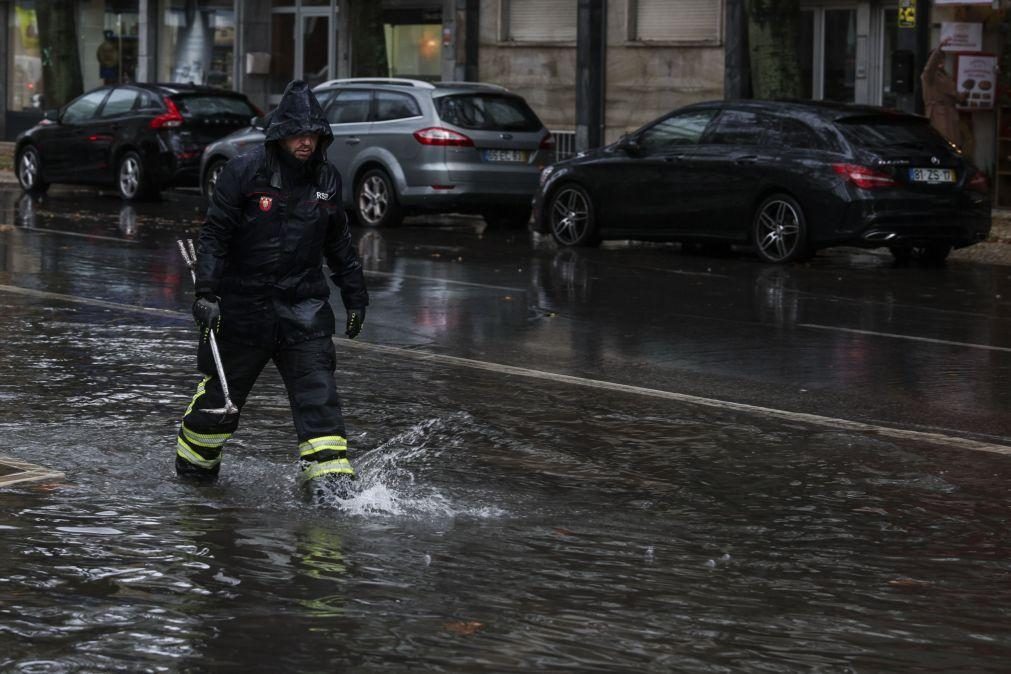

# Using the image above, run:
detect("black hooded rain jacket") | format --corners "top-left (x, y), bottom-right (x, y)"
top-left (194, 81), bottom-right (368, 347)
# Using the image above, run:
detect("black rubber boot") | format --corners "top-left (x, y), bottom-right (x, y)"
top-left (175, 455), bottom-right (221, 482)
top-left (304, 472), bottom-right (356, 503)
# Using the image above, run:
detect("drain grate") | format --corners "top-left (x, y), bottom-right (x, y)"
top-left (0, 457), bottom-right (65, 487)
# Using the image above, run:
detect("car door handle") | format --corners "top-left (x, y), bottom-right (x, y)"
top-left (663, 155), bottom-right (685, 162)
top-left (345, 137), bottom-right (361, 146)
top-left (735, 155), bottom-right (758, 165)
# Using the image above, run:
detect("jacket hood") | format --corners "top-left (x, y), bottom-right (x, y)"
top-left (264, 80), bottom-right (333, 151)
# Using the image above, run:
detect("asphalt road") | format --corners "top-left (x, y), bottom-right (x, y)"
top-left (3, 185), bottom-right (1011, 670)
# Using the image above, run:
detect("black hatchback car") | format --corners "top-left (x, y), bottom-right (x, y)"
top-left (533, 100), bottom-right (991, 264)
top-left (15, 83), bottom-right (259, 200)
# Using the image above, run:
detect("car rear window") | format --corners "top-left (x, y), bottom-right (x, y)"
top-left (835, 115), bottom-right (946, 148)
top-left (435, 94), bottom-right (542, 132)
top-left (172, 95), bottom-right (255, 118)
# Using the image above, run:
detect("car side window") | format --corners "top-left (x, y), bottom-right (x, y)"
top-left (137, 91), bottom-right (162, 110)
top-left (100, 88), bottom-right (139, 117)
top-left (62, 90), bottom-right (109, 124)
top-left (706, 109), bottom-right (767, 146)
top-left (325, 91), bottom-right (372, 124)
top-left (777, 118), bottom-right (822, 150)
top-left (638, 110), bottom-right (717, 154)
top-left (374, 91), bottom-right (421, 122)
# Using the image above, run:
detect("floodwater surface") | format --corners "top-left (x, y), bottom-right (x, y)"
top-left (1, 188), bottom-right (1011, 671)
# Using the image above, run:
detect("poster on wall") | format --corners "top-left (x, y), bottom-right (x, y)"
top-left (940, 22), bottom-right (983, 52)
top-left (956, 53), bottom-right (996, 111)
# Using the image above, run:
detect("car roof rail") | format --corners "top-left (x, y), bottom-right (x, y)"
top-left (436, 81), bottom-right (510, 92)
top-left (313, 78), bottom-right (437, 90)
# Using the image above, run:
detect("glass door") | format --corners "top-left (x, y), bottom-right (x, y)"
top-left (798, 5), bottom-right (857, 103)
top-left (302, 14), bottom-right (332, 89)
top-left (269, 2), bottom-right (337, 104)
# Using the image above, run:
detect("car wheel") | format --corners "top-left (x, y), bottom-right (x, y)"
top-left (355, 168), bottom-right (403, 227)
top-left (203, 158), bottom-right (227, 199)
top-left (117, 151), bottom-right (151, 201)
top-left (483, 206), bottom-right (532, 229)
top-left (753, 194), bottom-right (809, 264)
top-left (17, 146), bottom-right (49, 195)
top-left (548, 184), bottom-right (598, 247)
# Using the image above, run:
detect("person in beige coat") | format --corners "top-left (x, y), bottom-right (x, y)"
top-left (921, 37), bottom-right (969, 148)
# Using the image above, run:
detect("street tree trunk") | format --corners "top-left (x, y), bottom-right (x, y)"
top-left (36, 4), bottom-right (84, 107)
top-left (350, 2), bottom-right (389, 77)
top-left (746, 0), bottom-right (802, 99)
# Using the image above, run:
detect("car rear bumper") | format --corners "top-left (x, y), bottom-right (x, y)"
top-left (399, 179), bottom-right (537, 212)
top-left (831, 192), bottom-right (991, 249)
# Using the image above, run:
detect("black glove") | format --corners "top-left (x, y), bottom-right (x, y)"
top-left (192, 295), bottom-right (221, 341)
top-left (345, 308), bottom-right (365, 339)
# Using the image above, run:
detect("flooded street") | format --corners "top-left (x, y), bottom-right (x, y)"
top-left (2, 187), bottom-right (1011, 671)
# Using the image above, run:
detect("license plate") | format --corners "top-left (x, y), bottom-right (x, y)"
top-left (483, 149), bottom-right (528, 163)
top-left (909, 168), bottom-right (955, 183)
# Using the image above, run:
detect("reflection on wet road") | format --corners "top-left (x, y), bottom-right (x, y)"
top-left (1, 187), bottom-right (1011, 670)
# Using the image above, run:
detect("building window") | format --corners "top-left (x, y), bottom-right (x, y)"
top-left (630, 0), bottom-right (722, 44)
top-left (503, 0), bottom-right (577, 43)
top-left (158, 1), bottom-right (236, 88)
top-left (7, 1), bottom-right (139, 112)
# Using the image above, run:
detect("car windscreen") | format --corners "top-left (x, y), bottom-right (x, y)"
top-left (435, 94), bottom-right (542, 132)
top-left (835, 115), bottom-right (947, 149)
top-left (172, 95), bottom-right (255, 118)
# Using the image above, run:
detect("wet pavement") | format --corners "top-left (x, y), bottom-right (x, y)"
top-left (1, 185), bottom-right (1011, 671)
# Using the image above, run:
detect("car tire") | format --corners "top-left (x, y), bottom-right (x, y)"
top-left (16, 146), bottom-right (49, 195)
top-left (482, 206), bottom-right (531, 229)
top-left (548, 183), bottom-right (599, 247)
top-left (116, 151), bottom-right (154, 201)
top-left (752, 193), bottom-right (809, 264)
top-left (355, 168), bottom-right (403, 228)
top-left (203, 158), bottom-right (227, 200)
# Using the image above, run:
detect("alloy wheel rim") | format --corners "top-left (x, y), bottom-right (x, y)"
top-left (19, 151), bottom-right (37, 189)
top-left (756, 200), bottom-right (801, 261)
top-left (359, 176), bottom-right (389, 224)
top-left (120, 157), bottom-right (140, 198)
top-left (550, 188), bottom-right (589, 245)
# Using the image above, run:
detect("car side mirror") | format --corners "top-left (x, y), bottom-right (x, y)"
top-left (43, 109), bottom-right (59, 123)
top-left (251, 115), bottom-right (266, 130)
top-left (618, 135), bottom-right (641, 156)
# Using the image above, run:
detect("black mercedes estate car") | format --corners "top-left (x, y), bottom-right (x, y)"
top-left (533, 100), bottom-right (991, 264)
top-left (15, 83), bottom-right (259, 200)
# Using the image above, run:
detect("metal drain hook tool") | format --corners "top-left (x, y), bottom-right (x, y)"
top-left (177, 239), bottom-right (239, 416)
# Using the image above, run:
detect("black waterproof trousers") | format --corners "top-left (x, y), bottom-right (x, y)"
top-left (176, 335), bottom-right (354, 481)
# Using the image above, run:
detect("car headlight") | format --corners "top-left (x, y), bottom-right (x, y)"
top-left (539, 165), bottom-right (555, 187)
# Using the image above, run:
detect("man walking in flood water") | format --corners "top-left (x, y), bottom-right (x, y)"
top-left (176, 80), bottom-right (368, 498)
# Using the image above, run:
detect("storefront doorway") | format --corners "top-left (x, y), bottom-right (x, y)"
top-left (798, 2), bottom-right (909, 112)
top-left (269, 2), bottom-right (337, 105)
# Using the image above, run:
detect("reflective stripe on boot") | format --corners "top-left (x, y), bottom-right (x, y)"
top-left (299, 435), bottom-right (355, 481)
top-left (176, 424), bottom-right (229, 472)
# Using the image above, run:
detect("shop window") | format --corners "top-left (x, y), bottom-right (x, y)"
top-left (158, 1), bottom-right (236, 89)
top-left (384, 24), bottom-right (441, 80)
top-left (8, 3), bottom-right (42, 111)
top-left (79, 3), bottom-right (139, 92)
top-left (503, 0), bottom-right (576, 42)
top-left (630, 0), bottom-right (721, 44)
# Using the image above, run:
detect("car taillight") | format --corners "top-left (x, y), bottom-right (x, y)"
top-left (150, 97), bottom-right (184, 129)
top-left (832, 163), bottom-right (896, 189)
top-left (967, 170), bottom-right (989, 193)
top-left (539, 133), bottom-right (555, 150)
top-left (413, 127), bottom-right (473, 147)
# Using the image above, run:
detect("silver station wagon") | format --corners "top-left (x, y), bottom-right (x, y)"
top-left (200, 78), bottom-right (554, 229)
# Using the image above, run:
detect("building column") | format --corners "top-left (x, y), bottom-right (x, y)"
top-left (238, 0), bottom-right (271, 111)
top-left (0, 0), bottom-right (10, 140)
top-left (576, 0), bottom-right (605, 151)
top-left (724, 0), bottom-right (749, 99)
top-left (137, 0), bottom-right (158, 83)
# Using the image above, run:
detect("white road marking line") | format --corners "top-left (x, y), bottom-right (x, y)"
top-left (3, 284), bottom-right (1009, 456)
top-left (363, 270), bottom-right (525, 293)
top-left (801, 323), bottom-right (1011, 353)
